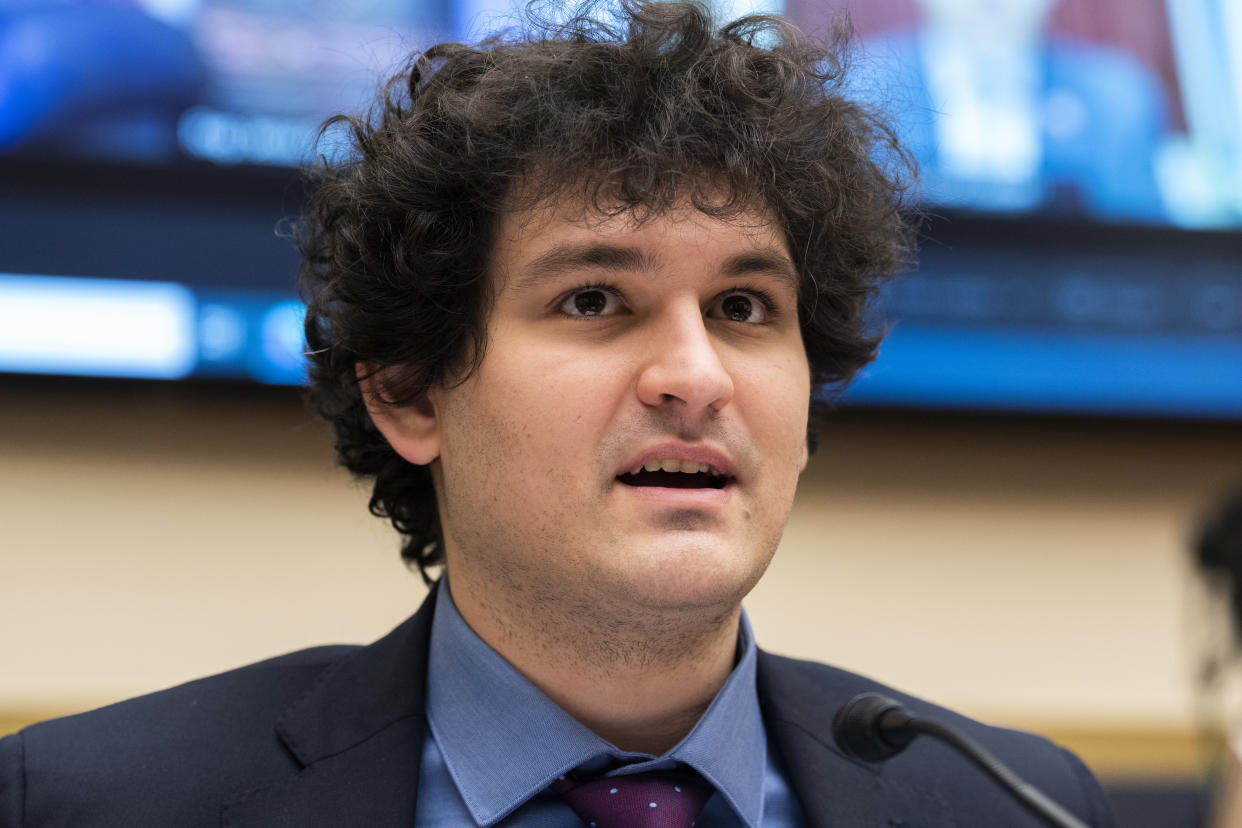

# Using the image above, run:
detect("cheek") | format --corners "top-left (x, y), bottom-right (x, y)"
top-left (530, 348), bottom-right (629, 428)
top-left (461, 363), bottom-right (610, 481)
top-left (737, 358), bottom-right (810, 443)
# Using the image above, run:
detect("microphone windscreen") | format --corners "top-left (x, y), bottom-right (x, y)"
top-left (832, 693), bottom-right (912, 762)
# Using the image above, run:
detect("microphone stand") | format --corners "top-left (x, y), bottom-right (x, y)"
top-left (833, 693), bottom-right (1092, 828)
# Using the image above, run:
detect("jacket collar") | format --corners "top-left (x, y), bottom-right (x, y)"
top-left (223, 587), bottom-right (954, 827)
top-left (756, 649), bottom-right (955, 828)
top-left (221, 586), bottom-right (439, 827)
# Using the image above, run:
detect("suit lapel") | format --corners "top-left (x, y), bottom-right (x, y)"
top-left (222, 587), bottom-right (440, 828)
top-left (757, 650), bottom-right (956, 828)
top-left (222, 593), bottom-right (958, 827)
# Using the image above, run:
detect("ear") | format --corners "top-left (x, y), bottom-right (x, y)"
top-left (357, 365), bottom-right (442, 466)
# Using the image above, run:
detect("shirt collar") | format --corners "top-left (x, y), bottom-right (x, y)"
top-left (425, 579), bottom-right (767, 827)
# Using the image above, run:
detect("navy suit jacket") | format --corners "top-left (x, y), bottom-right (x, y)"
top-left (1, 587), bottom-right (1114, 827)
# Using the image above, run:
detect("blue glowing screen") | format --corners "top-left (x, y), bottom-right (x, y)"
top-left (1, 0), bottom-right (1240, 419)
top-left (2, 0), bottom-right (1240, 227)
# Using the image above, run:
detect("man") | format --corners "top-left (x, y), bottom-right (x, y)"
top-left (0, 2), bottom-right (1115, 826)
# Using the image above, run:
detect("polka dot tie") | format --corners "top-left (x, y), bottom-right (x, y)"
top-left (551, 768), bottom-right (714, 828)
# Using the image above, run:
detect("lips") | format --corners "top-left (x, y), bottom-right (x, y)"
top-left (616, 445), bottom-right (736, 490)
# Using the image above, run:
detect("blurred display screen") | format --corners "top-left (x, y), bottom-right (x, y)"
top-left (794, 0), bottom-right (1242, 229)
top-left (0, 274), bottom-right (305, 384)
top-left (0, 0), bottom-right (451, 167)
top-left (2, 0), bottom-right (1240, 227)
top-left (3, 270), bottom-right (1238, 419)
top-left (0, 0), bottom-right (1239, 418)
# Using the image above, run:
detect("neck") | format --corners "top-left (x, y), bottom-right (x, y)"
top-left (446, 570), bottom-right (741, 755)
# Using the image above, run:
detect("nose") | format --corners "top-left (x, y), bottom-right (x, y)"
top-left (635, 304), bottom-right (734, 415)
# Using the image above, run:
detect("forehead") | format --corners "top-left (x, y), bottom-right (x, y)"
top-left (487, 198), bottom-right (797, 290)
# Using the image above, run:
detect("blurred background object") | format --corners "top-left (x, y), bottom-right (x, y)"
top-left (1194, 485), bottom-right (1242, 828)
top-left (1, 1), bottom-right (1240, 826)
top-left (1, 0), bottom-right (1239, 413)
top-left (849, 0), bottom-right (1170, 221)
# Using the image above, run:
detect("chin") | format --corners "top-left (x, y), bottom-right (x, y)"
top-left (608, 539), bottom-right (771, 610)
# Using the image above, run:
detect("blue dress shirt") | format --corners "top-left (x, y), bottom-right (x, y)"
top-left (415, 581), bottom-right (807, 827)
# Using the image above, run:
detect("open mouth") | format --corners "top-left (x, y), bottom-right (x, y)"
top-left (617, 468), bottom-right (730, 490)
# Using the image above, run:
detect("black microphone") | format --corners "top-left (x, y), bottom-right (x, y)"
top-left (832, 693), bottom-right (1091, 828)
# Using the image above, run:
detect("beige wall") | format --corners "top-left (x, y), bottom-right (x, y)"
top-left (2, 382), bottom-right (1240, 781)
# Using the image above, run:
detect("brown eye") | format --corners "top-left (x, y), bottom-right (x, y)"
top-left (719, 293), bottom-right (762, 323)
top-left (708, 290), bottom-right (771, 324)
top-left (573, 290), bottom-right (607, 315)
top-left (560, 287), bottom-right (620, 317)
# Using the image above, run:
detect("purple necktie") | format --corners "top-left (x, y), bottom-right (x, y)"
top-left (551, 768), bottom-right (714, 828)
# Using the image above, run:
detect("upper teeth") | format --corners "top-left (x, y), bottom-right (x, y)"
top-left (634, 459), bottom-right (715, 475)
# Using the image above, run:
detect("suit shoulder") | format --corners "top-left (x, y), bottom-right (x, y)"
top-left (761, 650), bottom-right (1052, 743)
top-left (23, 643), bottom-right (358, 743)
top-left (3, 644), bottom-right (359, 827)
top-left (758, 650), bottom-right (1078, 760)
top-left (757, 651), bottom-right (1116, 827)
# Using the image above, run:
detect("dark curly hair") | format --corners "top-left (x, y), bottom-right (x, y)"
top-left (297, 0), bottom-right (916, 581)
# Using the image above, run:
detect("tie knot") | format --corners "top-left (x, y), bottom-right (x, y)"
top-left (554, 767), bottom-right (714, 828)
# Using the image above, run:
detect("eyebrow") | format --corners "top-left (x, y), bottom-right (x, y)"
top-left (514, 244), bottom-right (657, 290)
top-left (514, 242), bottom-right (799, 292)
top-left (719, 250), bottom-right (800, 293)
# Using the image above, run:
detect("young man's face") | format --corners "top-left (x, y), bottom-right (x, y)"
top-left (393, 198), bottom-right (811, 617)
